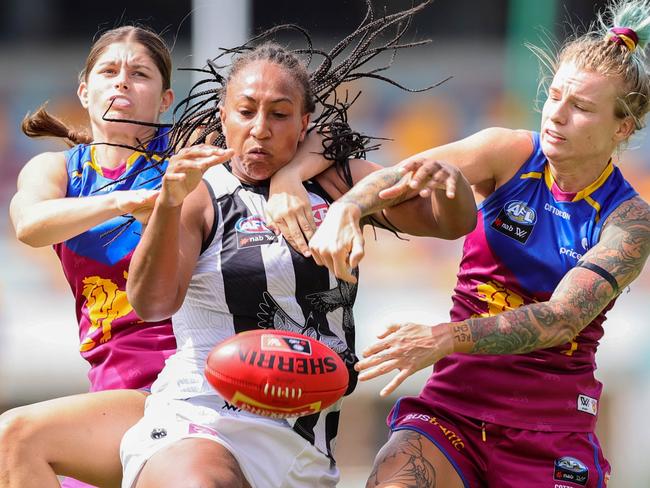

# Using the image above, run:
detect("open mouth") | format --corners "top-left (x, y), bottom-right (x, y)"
top-left (545, 128), bottom-right (566, 142)
top-left (108, 96), bottom-right (131, 109)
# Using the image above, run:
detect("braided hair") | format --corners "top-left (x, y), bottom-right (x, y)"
top-left (98, 0), bottom-right (442, 242)
top-left (168, 0), bottom-right (443, 187)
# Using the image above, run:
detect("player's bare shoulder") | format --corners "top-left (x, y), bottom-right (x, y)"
top-left (19, 151), bottom-right (67, 178)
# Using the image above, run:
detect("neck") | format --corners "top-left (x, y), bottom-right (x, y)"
top-left (90, 125), bottom-right (157, 169)
top-left (547, 155), bottom-right (612, 193)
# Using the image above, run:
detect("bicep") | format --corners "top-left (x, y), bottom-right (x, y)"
top-left (550, 197), bottom-right (650, 330)
top-left (419, 127), bottom-right (533, 188)
top-left (15, 152), bottom-right (68, 200)
top-left (585, 197), bottom-right (650, 291)
top-left (10, 152), bottom-right (68, 219)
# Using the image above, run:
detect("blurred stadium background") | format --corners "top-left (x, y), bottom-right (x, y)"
top-left (1, 0), bottom-right (648, 486)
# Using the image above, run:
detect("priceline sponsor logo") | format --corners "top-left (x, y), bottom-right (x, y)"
top-left (560, 247), bottom-right (583, 261)
top-left (544, 203), bottom-right (571, 220)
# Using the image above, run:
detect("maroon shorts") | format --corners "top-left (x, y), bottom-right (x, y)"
top-left (388, 396), bottom-right (610, 488)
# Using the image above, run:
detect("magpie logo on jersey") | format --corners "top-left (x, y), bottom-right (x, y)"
top-left (491, 200), bottom-right (536, 244)
top-left (150, 428), bottom-right (167, 440)
top-left (553, 456), bottom-right (589, 486)
top-left (235, 215), bottom-right (278, 249)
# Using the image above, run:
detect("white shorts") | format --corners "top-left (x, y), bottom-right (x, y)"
top-left (120, 394), bottom-right (339, 488)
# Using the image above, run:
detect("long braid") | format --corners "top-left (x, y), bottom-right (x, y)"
top-left (99, 1), bottom-right (444, 241)
top-left (169, 0), bottom-right (443, 189)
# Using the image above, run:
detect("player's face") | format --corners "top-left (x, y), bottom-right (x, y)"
top-left (78, 41), bottom-right (173, 138)
top-left (540, 61), bottom-right (632, 167)
top-left (220, 60), bottom-right (310, 184)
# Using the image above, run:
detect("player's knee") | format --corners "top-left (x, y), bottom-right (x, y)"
top-left (149, 469), bottom-right (247, 488)
top-left (0, 407), bottom-right (38, 461)
top-left (183, 469), bottom-right (247, 488)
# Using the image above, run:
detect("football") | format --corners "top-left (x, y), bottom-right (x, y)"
top-left (205, 329), bottom-right (349, 418)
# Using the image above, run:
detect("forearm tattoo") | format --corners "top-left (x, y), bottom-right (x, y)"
top-left (339, 167), bottom-right (410, 217)
top-left (368, 431), bottom-right (436, 487)
top-left (464, 197), bottom-right (650, 355)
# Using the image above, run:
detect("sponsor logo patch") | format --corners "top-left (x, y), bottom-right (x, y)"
top-left (222, 401), bottom-right (242, 412)
top-left (312, 203), bottom-right (329, 227)
top-left (544, 202), bottom-right (571, 220)
top-left (403, 413), bottom-right (465, 451)
top-left (261, 334), bottom-right (312, 355)
top-left (577, 394), bottom-right (598, 416)
top-left (554, 456), bottom-right (589, 486)
top-left (491, 200), bottom-right (536, 244)
top-left (235, 216), bottom-right (277, 249)
top-left (189, 423), bottom-right (219, 436)
top-left (560, 246), bottom-right (583, 261)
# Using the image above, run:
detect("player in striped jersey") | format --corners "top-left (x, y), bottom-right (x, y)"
top-left (312, 1), bottom-right (650, 486)
top-left (122, 30), bottom-right (476, 488)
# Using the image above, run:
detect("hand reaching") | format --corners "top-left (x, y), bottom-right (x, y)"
top-left (308, 202), bottom-right (364, 283)
top-left (266, 177), bottom-right (316, 258)
top-left (355, 322), bottom-right (454, 396)
top-left (114, 189), bottom-right (159, 224)
top-left (160, 145), bottom-right (234, 208)
top-left (379, 157), bottom-right (462, 201)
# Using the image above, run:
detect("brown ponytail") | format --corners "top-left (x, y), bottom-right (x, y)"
top-left (21, 104), bottom-right (92, 147)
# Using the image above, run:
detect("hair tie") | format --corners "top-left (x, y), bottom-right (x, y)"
top-left (606, 27), bottom-right (639, 52)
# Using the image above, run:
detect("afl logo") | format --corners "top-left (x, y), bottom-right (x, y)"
top-left (235, 216), bottom-right (269, 234)
top-left (504, 201), bottom-right (537, 225)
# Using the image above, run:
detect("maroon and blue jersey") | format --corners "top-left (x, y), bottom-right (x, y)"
top-left (53, 131), bottom-right (176, 391)
top-left (423, 131), bottom-right (637, 432)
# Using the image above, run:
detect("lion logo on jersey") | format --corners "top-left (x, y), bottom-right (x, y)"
top-left (79, 276), bottom-right (132, 352)
top-left (474, 280), bottom-right (524, 317)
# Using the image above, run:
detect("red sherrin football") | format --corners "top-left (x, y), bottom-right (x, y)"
top-left (205, 329), bottom-right (349, 418)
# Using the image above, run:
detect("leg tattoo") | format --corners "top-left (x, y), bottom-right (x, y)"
top-left (367, 431), bottom-right (436, 487)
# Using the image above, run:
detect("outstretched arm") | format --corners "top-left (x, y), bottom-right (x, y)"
top-left (127, 145), bottom-right (233, 321)
top-left (456, 196), bottom-right (650, 353)
top-left (9, 152), bottom-right (159, 247)
top-left (355, 196), bottom-right (650, 396)
top-left (309, 158), bottom-right (476, 282)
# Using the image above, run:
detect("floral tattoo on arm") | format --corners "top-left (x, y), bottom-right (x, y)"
top-left (338, 167), bottom-right (410, 217)
top-left (455, 197), bottom-right (650, 355)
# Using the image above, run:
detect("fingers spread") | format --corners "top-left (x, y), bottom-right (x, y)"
top-left (379, 369), bottom-right (411, 397)
top-left (357, 357), bottom-right (400, 381)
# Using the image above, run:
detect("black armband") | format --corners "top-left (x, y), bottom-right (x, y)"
top-left (575, 260), bottom-right (619, 295)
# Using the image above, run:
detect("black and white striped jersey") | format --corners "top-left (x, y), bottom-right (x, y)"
top-left (150, 164), bottom-right (359, 460)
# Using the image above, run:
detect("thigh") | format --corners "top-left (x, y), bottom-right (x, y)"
top-left (367, 429), bottom-right (465, 488)
top-left (489, 429), bottom-right (611, 488)
top-left (3, 389), bottom-right (146, 488)
top-left (135, 438), bottom-right (250, 488)
top-left (121, 395), bottom-right (335, 488)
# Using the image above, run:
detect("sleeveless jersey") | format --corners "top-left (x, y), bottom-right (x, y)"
top-left (54, 130), bottom-right (176, 391)
top-left (423, 132), bottom-right (638, 432)
top-left (151, 164), bottom-right (359, 460)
